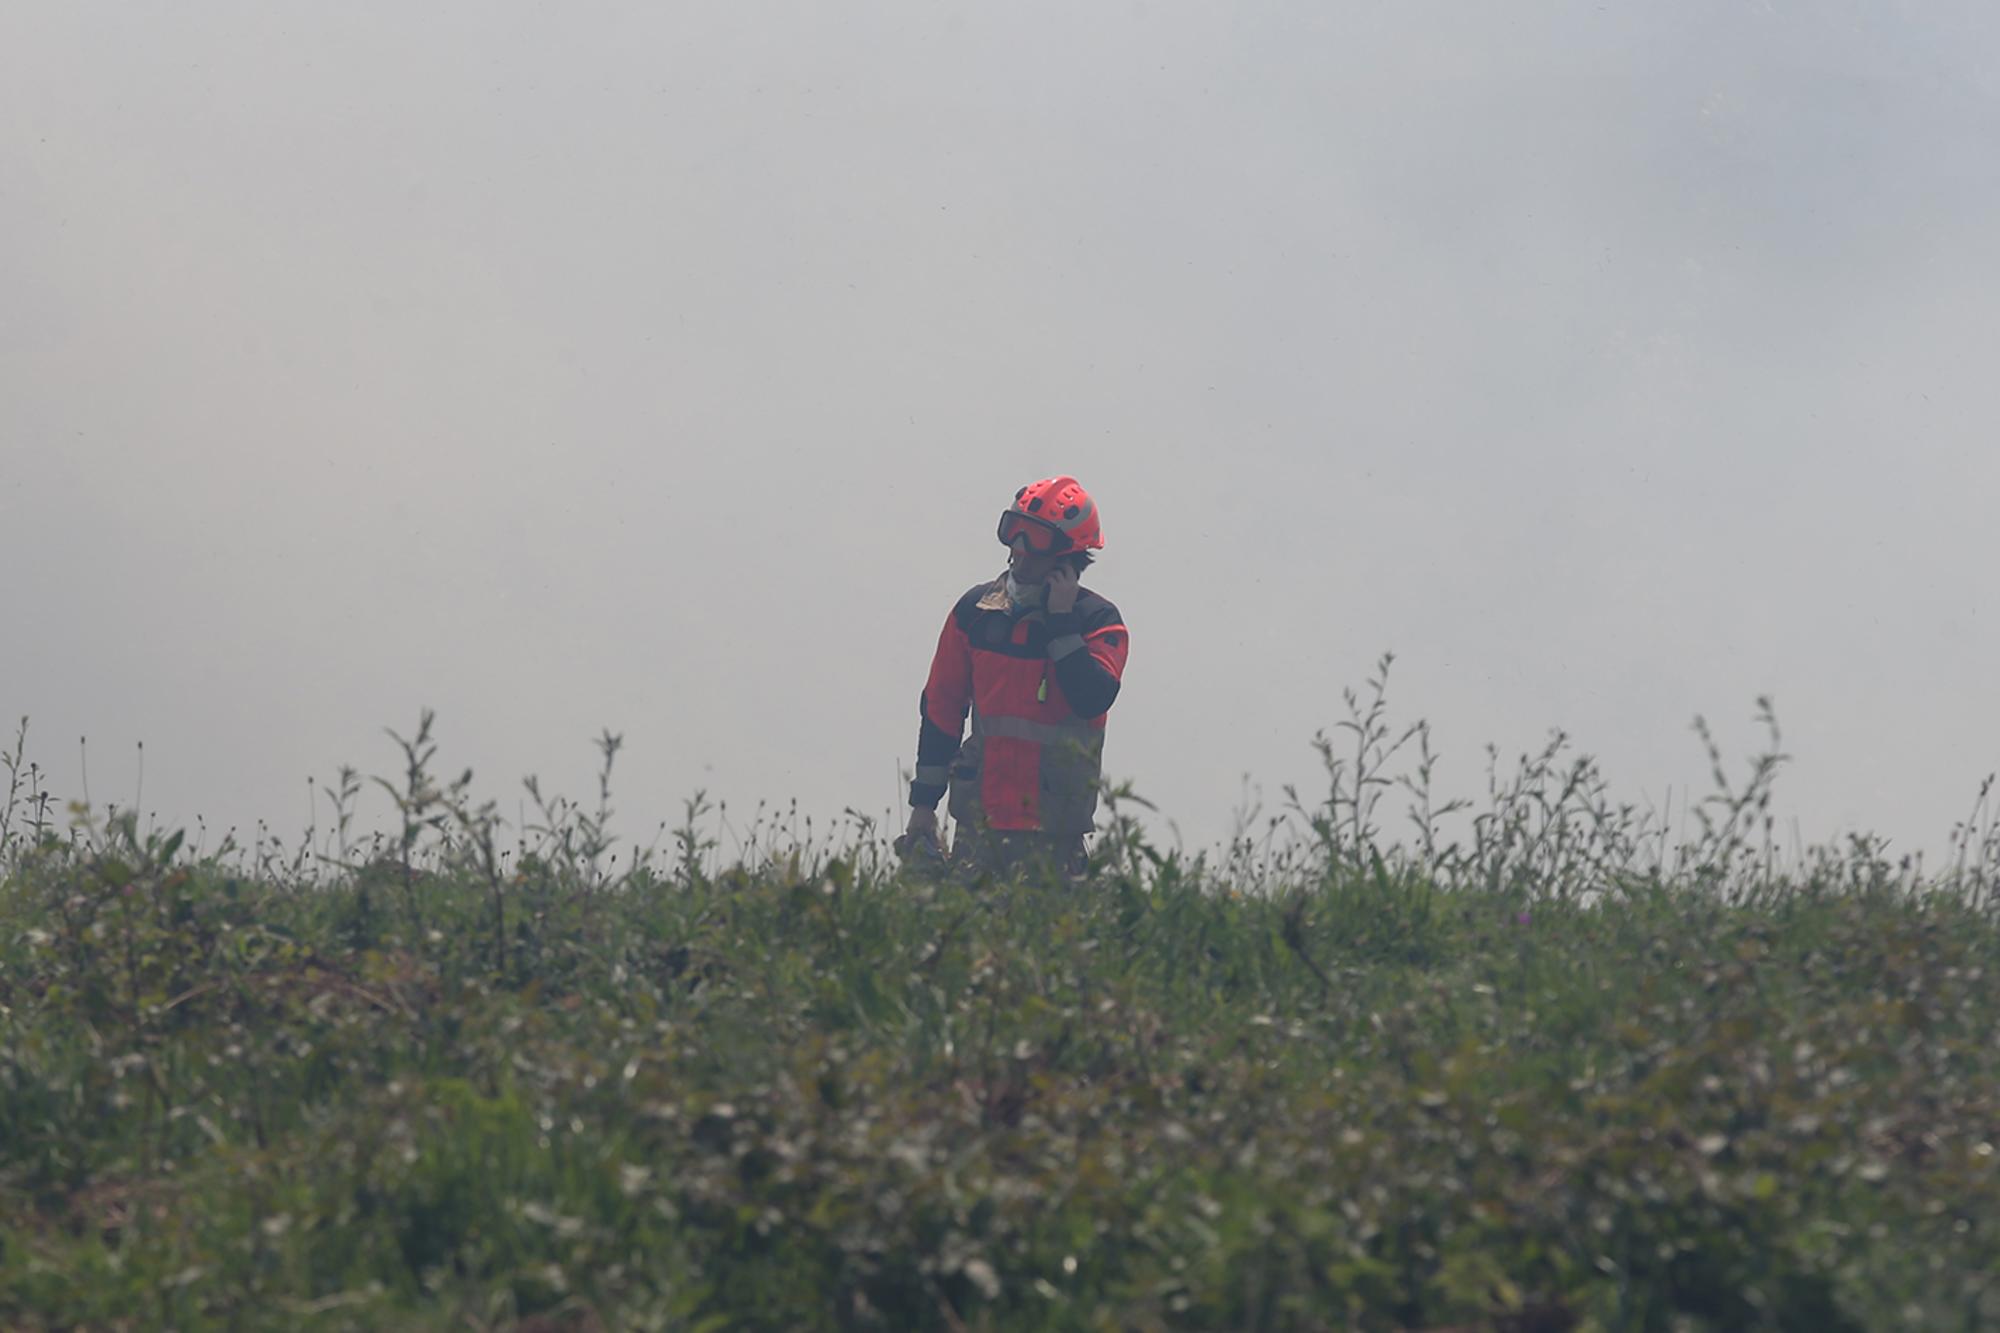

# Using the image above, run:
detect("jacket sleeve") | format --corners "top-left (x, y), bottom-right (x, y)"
top-left (911, 606), bottom-right (973, 808)
top-left (1044, 602), bottom-right (1128, 720)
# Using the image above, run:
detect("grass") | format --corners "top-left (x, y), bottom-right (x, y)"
top-left (2, 675), bottom-right (1998, 1331)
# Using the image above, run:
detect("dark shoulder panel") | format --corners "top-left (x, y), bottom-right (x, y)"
top-left (1075, 588), bottom-right (1124, 635)
top-left (951, 579), bottom-right (1001, 628)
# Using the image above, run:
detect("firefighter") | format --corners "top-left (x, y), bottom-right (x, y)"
top-left (901, 477), bottom-right (1130, 879)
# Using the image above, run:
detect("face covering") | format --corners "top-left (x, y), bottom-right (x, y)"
top-left (1004, 571), bottom-right (1046, 610)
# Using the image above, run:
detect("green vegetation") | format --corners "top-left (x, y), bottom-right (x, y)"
top-left (3, 680), bottom-right (1999, 1331)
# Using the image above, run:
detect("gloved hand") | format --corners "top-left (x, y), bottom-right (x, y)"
top-left (895, 807), bottom-right (942, 862)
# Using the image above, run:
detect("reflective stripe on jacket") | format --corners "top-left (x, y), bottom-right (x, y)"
top-left (910, 577), bottom-right (1128, 835)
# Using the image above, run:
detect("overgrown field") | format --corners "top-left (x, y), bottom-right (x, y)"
top-left (3, 696), bottom-right (1999, 1331)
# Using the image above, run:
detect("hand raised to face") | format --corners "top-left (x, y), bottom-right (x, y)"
top-left (1045, 564), bottom-right (1080, 615)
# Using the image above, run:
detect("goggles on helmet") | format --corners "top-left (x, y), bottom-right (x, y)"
top-left (997, 509), bottom-right (1068, 554)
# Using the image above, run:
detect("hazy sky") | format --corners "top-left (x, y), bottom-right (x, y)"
top-left (5, 1), bottom-right (1998, 865)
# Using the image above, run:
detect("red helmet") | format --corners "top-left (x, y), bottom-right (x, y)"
top-left (997, 476), bottom-right (1104, 555)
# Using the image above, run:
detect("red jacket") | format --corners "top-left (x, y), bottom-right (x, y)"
top-left (911, 577), bottom-right (1129, 835)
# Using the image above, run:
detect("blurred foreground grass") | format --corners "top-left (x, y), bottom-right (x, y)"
top-left (2, 690), bottom-right (1998, 1331)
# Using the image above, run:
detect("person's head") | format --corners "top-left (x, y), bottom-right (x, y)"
top-left (1008, 545), bottom-right (1094, 585)
top-left (998, 476), bottom-right (1104, 583)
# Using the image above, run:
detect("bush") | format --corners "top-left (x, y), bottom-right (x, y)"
top-left (2, 699), bottom-right (1997, 1330)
